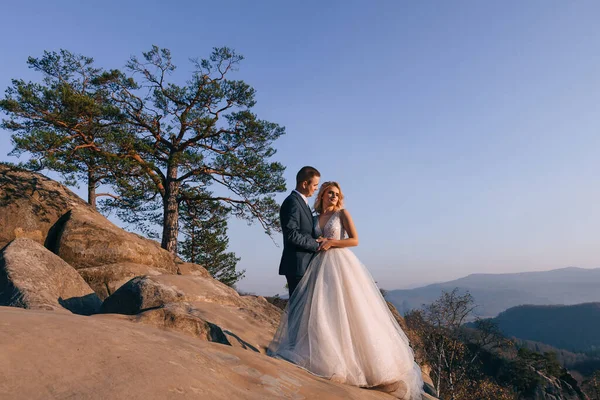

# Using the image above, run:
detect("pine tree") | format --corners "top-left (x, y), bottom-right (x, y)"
top-left (178, 199), bottom-right (243, 286)
top-left (2, 47), bottom-right (287, 257)
top-left (0, 50), bottom-right (125, 209)
top-left (96, 46), bottom-right (286, 254)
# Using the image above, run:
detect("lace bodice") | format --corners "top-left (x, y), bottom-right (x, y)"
top-left (315, 210), bottom-right (346, 240)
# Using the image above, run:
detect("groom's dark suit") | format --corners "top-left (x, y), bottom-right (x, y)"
top-left (279, 191), bottom-right (319, 297)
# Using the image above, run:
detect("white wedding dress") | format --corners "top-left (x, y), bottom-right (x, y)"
top-left (268, 210), bottom-right (423, 399)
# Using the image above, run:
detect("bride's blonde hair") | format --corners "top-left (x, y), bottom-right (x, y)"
top-left (314, 181), bottom-right (344, 214)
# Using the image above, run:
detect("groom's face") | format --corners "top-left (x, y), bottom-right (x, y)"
top-left (304, 177), bottom-right (320, 197)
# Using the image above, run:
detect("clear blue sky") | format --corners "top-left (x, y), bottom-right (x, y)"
top-left (1, 1), bottom-right (600, 295)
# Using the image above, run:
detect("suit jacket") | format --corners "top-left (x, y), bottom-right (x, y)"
top-left (278, 191), bottom-right (319, 277)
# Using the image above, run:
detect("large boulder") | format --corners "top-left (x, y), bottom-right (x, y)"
top-left (0, 163), bottom-right (90, 249)
top-left (50, 208), bottom-right (178, 273)
top-left (0, 307), bottom-right (398, 400)
top-left (101, 275), bottom-right (243, 314)
top-left (78, 263), bottom-right (172, 300)
top-left (0, 238), bottom-right (101, 315)
top-left (101, 275), bottom-right (282, 353)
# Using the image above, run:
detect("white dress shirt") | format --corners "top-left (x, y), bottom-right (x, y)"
top-left (293, 189), bottom-right (309, 205)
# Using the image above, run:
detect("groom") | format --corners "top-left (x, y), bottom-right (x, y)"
top-left (279, 166), bottom-right (330, 297)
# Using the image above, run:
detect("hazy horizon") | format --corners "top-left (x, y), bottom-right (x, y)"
top-left (2, 1), bottom-right (600, 296)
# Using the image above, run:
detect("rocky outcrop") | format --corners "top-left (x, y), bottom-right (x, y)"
top-left (77, 263), bottom-right (172, 300)
top-left (0, 307), bottom-right (401, 400)
top-left (101, 275), bottom-right (281, 353)
top-left (0, 164), bottom-right (205, 298)
top-left (132, 302), bottom-right (232, 344)
top-left (0, 238), bottom-right (101, 315)
top-left (50, 208), bottom-right (178, 273)
top-left (175, 261), bottom-right (211, 277)
top-left (101, 275), bottom-right (243, 314)
top-left (529, 370), bottom-right (586, 400)
top-left (0, 163), bottom-right (90, 249)
top-left (176, 297), bottom-right (282, 353)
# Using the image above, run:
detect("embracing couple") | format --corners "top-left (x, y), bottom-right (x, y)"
top-left (267, 166), bottom-right (424, 400)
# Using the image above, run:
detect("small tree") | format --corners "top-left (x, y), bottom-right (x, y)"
top-left (178, 199), bottom-right (243, 286)
top-left (454, 377), bottom-right (517, 400)
top-left (517, 348), bottom-right (563, 378)
top-left (405, 289), bottom-right (509, 400)
top-left (584, 370), bottom-right (600, 400)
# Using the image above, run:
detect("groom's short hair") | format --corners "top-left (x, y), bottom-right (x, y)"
top-left (296, 166), bottom-right (320, 184)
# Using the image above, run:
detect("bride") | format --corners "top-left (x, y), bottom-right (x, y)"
top-left (268, 181), bottom-right (423, 399)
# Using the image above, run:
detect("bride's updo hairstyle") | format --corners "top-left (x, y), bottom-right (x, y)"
top-left (314, 181), bottom-right (344, 214)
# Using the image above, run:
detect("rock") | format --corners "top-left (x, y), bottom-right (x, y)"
top-left (532, 370), bottom-right (584, 400)
top-left (420, 373), bottom-right (437, 398)
top-left (0, 165), bottom-right (183, 299)
top-left (101, 275), bottom-right (282, 353)
top-left (131, 297), bottom-right (281, 353)
top-left (0, 238), bottom-right (101, 315)
top-left (51, 208), bottom-right (178, 273)
top-left (176, 261), bottom-right (211, 277)
top-left (386, 301), bottom-right (408, 330)
top-left (0, 307), bottom-right (397, 400)
top-left (133, 302), bottom-right (231, 345)
top-left (0, 164), bottom-right (91, 249)
top-left (78, 263), bottom-right (171, 300)
top-left (265, 295), bottom-right (288, 310)
top-left (176, 298), bottom-right (281, 353)
top-left (101, 275), bottom-right (242, 314)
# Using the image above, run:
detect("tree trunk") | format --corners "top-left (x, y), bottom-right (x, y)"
top-left (436, 351), bottom-right (442, 395)
top-left (87, 169), bottom-right (97, 210)
top-left (161, 164), bottom-right (180, 254)
top-left (189, 225), bottom-right (197, 263)
top-left (449, 372), bottom-right (456, 400)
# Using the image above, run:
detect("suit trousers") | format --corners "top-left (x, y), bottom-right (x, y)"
top-left (286, 274), bottom-right (303, 298)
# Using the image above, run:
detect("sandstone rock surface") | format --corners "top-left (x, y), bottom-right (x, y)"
top-left (0, 164), bottom-right (90, 249)
top-left (101, 275), bottom-right (281, 353)
top-left (52, 208), bottom-right (178, 273)
top-left (101, 274), bottom-right (243, 314)
top-left (0, 307), bottom-right (399, 400)
top-left (0, 165), bottom-right (204, 298)
top-left (0, 238), bottom-right (101, 315)
top-left (78, 262), bottom-right (170, 300)
top-left (175, 261), bottom-right (211, 277)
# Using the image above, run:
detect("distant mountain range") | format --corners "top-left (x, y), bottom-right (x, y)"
top-left (488, 303), bottom-right (600, 353)
top-left (385, 267), bottom-right (600, 318)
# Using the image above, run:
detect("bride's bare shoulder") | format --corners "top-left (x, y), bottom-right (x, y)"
top-left (339, 208), bottom-right (352, 219)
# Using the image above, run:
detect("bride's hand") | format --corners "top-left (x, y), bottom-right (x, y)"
top-left (318, 239), bottom-right (334, 251)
